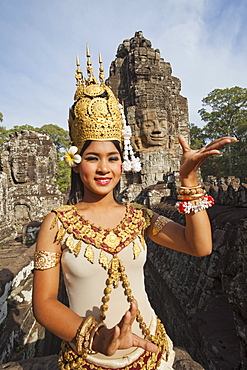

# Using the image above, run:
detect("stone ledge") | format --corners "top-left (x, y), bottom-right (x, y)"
top-left (0, 243), bottom-right (36, 363)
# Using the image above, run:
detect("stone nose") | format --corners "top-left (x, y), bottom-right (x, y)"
top-left (152, 121), bottom-right (162, 134)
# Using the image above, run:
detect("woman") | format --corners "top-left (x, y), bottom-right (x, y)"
top-left (32, 52), bottom-right (237, 370)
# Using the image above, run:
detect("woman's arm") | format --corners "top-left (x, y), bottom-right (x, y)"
top-left (146, 135), bottom-right (237, 257)
top-left (32, 212), bottom-right (83, 342)
top-left (146, 210), bottom-right (212, 257)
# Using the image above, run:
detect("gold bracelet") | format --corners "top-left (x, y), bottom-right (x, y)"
top-left (177, 191), bottom-right (206, 201)
top-left (179, 185), bottom-right (200, 189)
top-left (88, 322), bottom-right (106, 354)
top-left (178, 185), bottom-right (203, 196)
top-left (75, 316), bottom-right (97, 356)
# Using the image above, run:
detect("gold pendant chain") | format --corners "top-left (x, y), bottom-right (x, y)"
top-left (100, 255), bottom-right (152, 340)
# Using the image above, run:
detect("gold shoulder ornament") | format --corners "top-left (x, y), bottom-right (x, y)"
top-left (152, 215), bottom-right (174, 236)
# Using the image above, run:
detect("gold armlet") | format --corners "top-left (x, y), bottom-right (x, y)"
top-left (34, 251), bottom-right (61, 270)
top-left (152, 215), bottom-right (173, 236)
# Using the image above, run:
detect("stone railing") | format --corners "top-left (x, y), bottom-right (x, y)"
top-left (203, 176), bottom-right (247, 207)
top-left (133, 173), bottom-right (247, 208)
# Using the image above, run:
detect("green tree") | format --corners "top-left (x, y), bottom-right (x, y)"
top-left (0, 112), bottom-right (3, 122)
top-left (56, 158), bottom-right (71, 192)
top-left (0, 126), bottom-right (9, 148)
top-left (197, 86), bottom-right (247, 180)
top-left (189, 122), bottom-right (221, 178)
top-left (7, 124), bottom-right (38, 134)
top-left (40, 124), bottom-right (70, 152)
top-left (39, 124), bottom-right (71, 191)
top-left (199, 86), bottom-right (247, 139)
top-left (189, 123), bottom-right (206, 149)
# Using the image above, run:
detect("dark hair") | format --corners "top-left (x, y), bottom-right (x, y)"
top-left (67, 140), bottom-right (123, 205)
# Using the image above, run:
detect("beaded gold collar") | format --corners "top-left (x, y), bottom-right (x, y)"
top-left (51, 203), bottom-right (153, 262)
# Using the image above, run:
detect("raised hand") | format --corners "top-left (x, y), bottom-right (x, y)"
top-left (178, 135), bottom-right (237, 186)
top-left (93, 299), bottom-right (158, 356)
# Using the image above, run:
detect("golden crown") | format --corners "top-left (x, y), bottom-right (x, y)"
top-left (68, 45), bottom-right (123, 153)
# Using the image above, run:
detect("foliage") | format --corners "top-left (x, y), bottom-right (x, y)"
top-left (39, 124), bottom-right (70, 152)
top-left (56, 156), bottom-right (71, 192)
top-left (189, 123), bottom-right (206, 150)
top-left (0, 126), bottom-right (9, 148)
top-left (192, 86), bottom-right (247, 181)
top-left (198, 86), bottom-right (247, 140)
top-left (7, 124), bottom-right (38, 134)
top-left (0, 112), bottom-right (3, 122)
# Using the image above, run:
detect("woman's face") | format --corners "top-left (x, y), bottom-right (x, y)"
top-left (74, 141), bottom-right (122, 198)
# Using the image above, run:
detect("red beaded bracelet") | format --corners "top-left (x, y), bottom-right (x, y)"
top-left (176, 195), bottom-right (215, 214)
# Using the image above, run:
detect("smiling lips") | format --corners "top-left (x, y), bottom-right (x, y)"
top-left (95, 177), bottom-right (112, 185)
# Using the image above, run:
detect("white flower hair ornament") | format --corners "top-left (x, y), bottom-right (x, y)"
top-left (64, 146), bottom-right (82, 167)
top-left (119, 104), bottom-right (142, 173)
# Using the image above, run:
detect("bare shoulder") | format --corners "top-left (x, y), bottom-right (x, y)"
top-left (36, 212), bottom-right (61, 253)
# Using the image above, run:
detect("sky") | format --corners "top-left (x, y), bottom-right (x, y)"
top-left (1, 0), bottom-right (247, 130)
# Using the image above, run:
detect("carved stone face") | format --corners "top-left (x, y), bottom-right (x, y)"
top-left (137, 109), bottom-right (168, 148)
top-left (11, 155), bottom-right (30, 183)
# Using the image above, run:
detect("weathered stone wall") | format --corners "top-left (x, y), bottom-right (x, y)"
top-left (0, 130), bottom-right (57, 185)
top-left (0, 130), bottom-right (66, 362)
top-left (0, 171), bottom-right (16, 243)
top-left (0, 239), bottom-right (66, 365)
top-left (144, 201), bottom-right (246, 370)
top-left (0, 130), bottom-right (64, 245)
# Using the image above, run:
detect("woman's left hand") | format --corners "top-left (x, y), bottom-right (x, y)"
top-left (93, 299), bottom-right (158, 356)
top-left (178, 135), bottom-right (238, 186)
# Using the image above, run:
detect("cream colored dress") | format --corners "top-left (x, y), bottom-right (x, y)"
top-left (53, 203), bottom-right (175, 369)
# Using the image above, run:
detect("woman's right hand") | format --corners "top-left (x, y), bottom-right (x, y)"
top-left (93, 299), bottom-right (158, 356)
